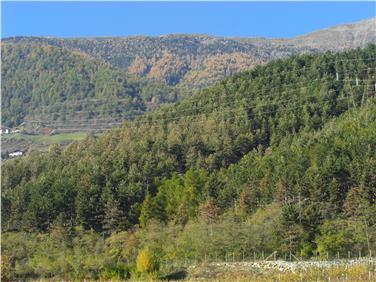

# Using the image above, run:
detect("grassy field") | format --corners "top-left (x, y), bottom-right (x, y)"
top-left (3, 132), bottom-right (88, 144)
top-left (1, 132), bottom-right (88, 157)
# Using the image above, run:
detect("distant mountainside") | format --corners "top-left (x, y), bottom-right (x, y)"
top-left (289, 17), bottom-right (376, 49)
top-left (2, 17), bottom-right (375, 130)
top-left (1, 44), bottom-right (179, 128)
top-left (4, 17), bottom-right (375, 88)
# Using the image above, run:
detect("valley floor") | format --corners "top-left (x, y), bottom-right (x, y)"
top-left (1, 132), bottom-right (88, 159)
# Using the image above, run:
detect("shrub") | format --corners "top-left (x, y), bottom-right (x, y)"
top-left (136, 248), bottom-right (159, 273)
top-left (1, 255), bottom-right (11, 282)
top-left (99, 265), bottom-right (131, 280)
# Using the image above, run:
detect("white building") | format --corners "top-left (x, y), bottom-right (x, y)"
top-left (9, 151), bottom-right (23, 157)
top-left (0, 128), bottom-right (9, 134)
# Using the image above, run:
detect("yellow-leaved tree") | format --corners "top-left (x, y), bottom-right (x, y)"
top-left (136, 248), bottom-right (159, 274)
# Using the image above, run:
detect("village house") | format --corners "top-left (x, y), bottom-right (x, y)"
top-left (0, 127), bottom-right (10, 134)
top-left (9, 151), bottom-right (23, 158)
top-left (11, 128), bottom-right (22, 133)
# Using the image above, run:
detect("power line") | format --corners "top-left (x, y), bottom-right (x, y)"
top-left (330, 57), bottom-right (376, 62)
top-left (71, 83), bottom-right (376, 125)
top-left (20, 70), bottom-right (375, 132)
top-left (27, 87), bottom-right (346, 125)
top-left (27, 84), bottom-right (374, 129)
top-left (247, 62), bottom-right (374, 78)
top-left (51, 93), bottom-right (375, 132)
top-left (28, 69), bottom-right (375, 111)
top-left (26, 79), bottom-right (375, 124)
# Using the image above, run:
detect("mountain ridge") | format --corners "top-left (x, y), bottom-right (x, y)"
top-left (4, 17), bottom-right (374, 41)
top-left (4, 17), bottom-right (375, 88)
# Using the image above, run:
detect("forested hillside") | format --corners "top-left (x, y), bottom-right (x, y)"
top-left (2, 45), bottom-right (376, 280)
top-left (2, 35), bottom-right (298, 88)
top-left (4, 17), bottom-right (375, 89)
top-left (1, 44), bottom-right (180, 128)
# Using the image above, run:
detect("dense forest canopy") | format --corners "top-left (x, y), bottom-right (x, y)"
top-left (2, 45), bottom-right (376, 280)
top-left (1, 43), bottom-right (180, 128)
top-left (1, 35), bottom-right (314, 88)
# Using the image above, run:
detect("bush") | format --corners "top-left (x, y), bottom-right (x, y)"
top-left (315, 219), bottom-right (368, 258)
top-left (1, 255), bottom-right (11, 282)
top-left (136, 248), bottom-right (159, 273)
top-left (99, 265), bottom-right (131, 280)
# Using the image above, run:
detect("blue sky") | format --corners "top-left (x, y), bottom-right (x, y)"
top-left (2, 1), bottom-right (375, 38)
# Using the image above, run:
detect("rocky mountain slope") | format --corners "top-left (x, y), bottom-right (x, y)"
top-left (289, 17), bottom-right (376, 49)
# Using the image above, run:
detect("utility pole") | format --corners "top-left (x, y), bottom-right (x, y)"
top-left (364, 219), bottom-right (371, 258)
top-left (298, 192), bottom-right (302, 224)
top-left (146, 179), bottom-right (149, 195)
